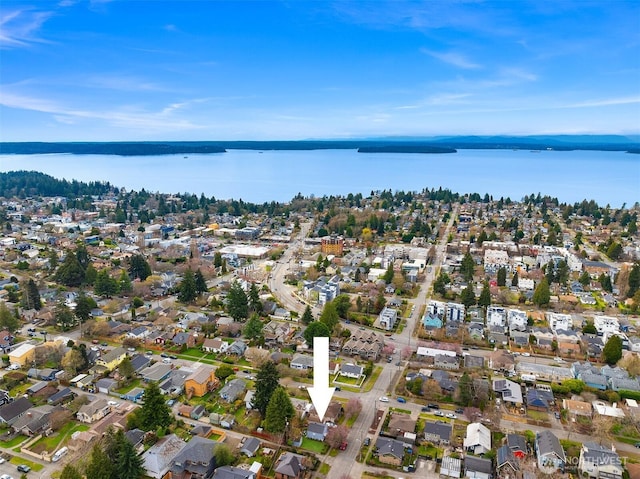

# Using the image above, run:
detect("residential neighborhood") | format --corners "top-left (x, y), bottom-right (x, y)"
top-left (0, 172), bottom-right (639, 479)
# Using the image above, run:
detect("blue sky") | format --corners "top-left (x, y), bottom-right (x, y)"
top-left (1, 0), bottom-right (639, 141)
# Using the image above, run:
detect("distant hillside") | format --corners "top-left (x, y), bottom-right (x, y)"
top-left (0, 142), bottom-right (226, 156)
top-left (0, 171), bottom-right (114, 198)
top-left (357, 145), bottom-right (456, 154)
top-left (0, 135), bottom-right (639, 155)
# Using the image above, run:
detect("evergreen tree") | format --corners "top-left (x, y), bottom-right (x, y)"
top-left (21, 279), bottom-right (41, 310)
top-left (227, 281), bottom-right (249, 321)
top-left (75, 291), bottom-right (96, 322)
top-left (94, 269), bottom-right (119, 298)
top-left (478, 281), bottom-right (491, 308)
top-left (579, 270), bottom-right (591, 287)
top-left (532, 277), bottom-right (551, 307)
top-left (252, 361), bottom-right (280, 416)
top-left (460, 285), bottom-right (476, 308)
top-left (115, 434), bottom-right (144, 479)
top-left (118, 269), bottom-right (132, 293)
top-left (301, 305), bottom-right (314, 325)
top-left (303, 321), bottom-right (331, 347)
top-left (511, 271), bottom-right (519, 287)
top-left (319, 301), bottom-right (339, 332)
top-left (602, 335), bottom-right (623, 365)
top-left (194, 269), bottom-right (208, 294)
top-left (264, 386), bottom-right (295, 433)
top-left (129, 254), bottom-right (151, 281)
top-left (458, 372), bottom-right (473, 407)
top-left (55, 299), bottom-right (75, 331)
top-left (383, 263), bottom-right (394, 284)
top-left (214, 251), bottom-right (223, 268)
top-left (629, 263), bottom-right (640, 298)
top-left (139, 382), bottom-right (172, 431)
top-left (75, 244), bottom-right (90, 271)
top-left (497, 267), bottom-right (507, 287)
top-left (460, 252), bottom-right (475, 282)
top-left (248, 283), bottom-right (262, 314)
top-left (178, 269), bottom-right (197, 303)
top-left (243, 314), bottom-right (264, 342)
top-left (84, 263), bottom-right (97, 285)
top-left (60, 464), bottom-right (82, 479)
top-left (54, 250), bottom-right (85, 287)
top-left (599, 273), bottom-right (613, 293)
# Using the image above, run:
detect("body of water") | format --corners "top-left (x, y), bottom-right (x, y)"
top-left (0, 149), bottom-right (638, 206)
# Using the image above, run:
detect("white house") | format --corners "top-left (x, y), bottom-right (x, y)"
top-left (486, 306), bottom-right (506, 328)
top-left (594, 316), bottom-right (620, 336)
top-left (507, 309), bottom-right (528, 331)
top-left (378, 307), bottom-right (398, 331)
top-left (548, 313), bottom-right (573, 332)
top-left (446, 302), bottom-right (465, 322)
top-left (464, 423), bottom-right (491, 455)
top-left (339, 363), bottom-right (364, 379)
top-left (202, 338), bottom-right (229, 354)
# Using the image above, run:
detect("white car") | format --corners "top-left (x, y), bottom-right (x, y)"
top-left (522, 352), bottom-right (531, 357)
top-left (107, 401), bottom-right (119, 406)
top-left (6, 364), bottom-right (19, 371)
top-left (0, 457), bottom-right (6, 463)
top-left (378, 396), bottom-right (389, 402)
top-left (1, 473), bottom-right (13, 479)
top-left (446, 413), bottom-right (457, 419)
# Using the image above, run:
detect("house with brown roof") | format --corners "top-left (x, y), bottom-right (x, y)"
top-left (77, 398), bottom-right (112, 423)
top-left (563, 399), bottom-right (592, 418)
top-left (306, 401), bottom-right (342, 424)
top-left (274, 451), bottom-right (307, 479)
top-left (388, 414), bottom-right (417, 437)
top-left (202, 338), bottom-right (229, 354)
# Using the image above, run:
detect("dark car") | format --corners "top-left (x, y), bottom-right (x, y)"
top-left (428, 403), bottom-right (439, 409)
top-left (635, 442), bottom-right (640, 448)
top-left (455, 408), bottom-right (464, 414)
top-left (160, 353), bottom-right (169, 358)
top-left (169, 355), bottom-right (178, 360)
top-left (17, 465), bottom-right (31, 473)
top-left (397, 397), bottom-right (406, 403)
top-left (364, 437), bottom-right (371, 447)
top-left (421, 406), bottom-right (430, 412)
top-left (339, 441), bottom-right (348, 451)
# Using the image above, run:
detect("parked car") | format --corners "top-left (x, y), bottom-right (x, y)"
top-left (421, 406), bottom-right (430, 412)
top-left (455, 408), bottom-right (464, 414)
top-left (0, 474), bottom-right (13, 479)
top-left (522, 352), bottom-right (531, 357)
top-left (339, 441), bottom-right (348, 451)
top-left (364, 437), bottom-right (371, 447)
top-left (160, 353), bottom-right (169, 358)
top-left (397, 397), bottom-right (407, 403)
top-left (446, 413), bottom-right (457, 419)
top-left (379, 396), bottom-right (389, 402)
top-left (169, 355), bottom-right (178, 360)
top-left (428, 403), bottom-right (439, 409)
top-left (17, 465), bottom-right (31, 473)
top-left (635, 442), bottom-right (640, 448)
top-left (434, 411), bottom-right (445, 417)
top-left (554, 412), bottom-right (561, 419)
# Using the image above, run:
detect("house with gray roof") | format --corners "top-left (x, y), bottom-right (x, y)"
top-left (274, 452), bottom-right (306, 479)
top-left (219, 378), bottom-right (247, 402)
top-left (129, 354), bottom-right (151, 373)
top-left (169, 435), bottom-right (220, 478)
top-left (535, 430), bottom-right (566, 472)
top-left (96, 377), bottom-right (118, 394)
top-left (464, 455), bottom-right (493, 479)
top-left (228, 340), bottom-right (248, 356)
top-left (610, 377), bottom-right (640, 392)
top-left (424, 421), bottom-right (452, 444)
top-left (578, 442), bottom-right (623, 479)
top-left (339, 363), bottom-right (364, 379)
top-left (141, 362), bottom-right (173, 383)
top-left (240, 437), bottom-right (261, 457)
top-left (497, 445), bottom-right (520, 476)
top-left (212, 466), bottom-right (257, 479)
top-left (580, 372), bottom-right (608, 390)
top-left (306, 422), bottom-right (328, 441)
top-left (374, 437), bottom-right (405, 466)
top-left (142, 433), bottom-right (187, 479)
top-left (290, 354), bottom-right (314, 370)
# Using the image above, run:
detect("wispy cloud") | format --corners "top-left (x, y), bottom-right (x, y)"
top-left (0, 8), bottom-right (54, 48)
top-left (421, 48), bottom-right (480, 69)
top-left (0, 90), bottom-right (205, 132)
top-left (564, 96), bottom-right (640, 108)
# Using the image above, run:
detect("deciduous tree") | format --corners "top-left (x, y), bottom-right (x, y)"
top-left (325, 424), bottom-right (349, 449)
top-left (303, 321), bottom-right (331, 347)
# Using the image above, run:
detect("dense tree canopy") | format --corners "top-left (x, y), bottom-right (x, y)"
top-left (264, 386), bottom-right (295, 433)
top-left (303, 321), bottom-right (331, 347)
top-left (129, 255), bottom-right (151, 281)
top-left (227, 281), bottom-right (249, 321)
top-left (603, 335), bottom-right (623, 365)
top-left (533, 277), bottom-right (551, 307)
top-left (252, 361), bottom-right (280, 416)
top-left (139, 382), bottom-right (172, 431)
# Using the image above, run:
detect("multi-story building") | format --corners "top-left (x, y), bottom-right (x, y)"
top-left (320, 235), bottom-right (344, 256)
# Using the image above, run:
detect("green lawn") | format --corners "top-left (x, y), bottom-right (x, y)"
top-left (115, 378), bottom-right (141, 394)
top-left (10, 456), bottom-right (44, 472)
top-left (300, 437), bottom-right (328, 454)
top-left (0, 434), bottom-right (27, 448)
top-left (31, 423), bottom-right (89, 452)
top-left (319, 463), bottom-right (330, 474)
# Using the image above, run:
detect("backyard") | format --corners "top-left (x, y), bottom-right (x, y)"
top-left (30, 422), bottom-right (89, 454)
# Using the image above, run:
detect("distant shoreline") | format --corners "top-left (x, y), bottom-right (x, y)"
top-left (0, 139), bottom-right (639, 156)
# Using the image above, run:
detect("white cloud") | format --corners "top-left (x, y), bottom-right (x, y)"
top-left (421, 48), bottom-right (481, 69)
top-left (0, 8), bottom-right (54, 48)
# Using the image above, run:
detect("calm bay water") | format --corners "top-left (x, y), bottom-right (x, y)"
top-left (0, 149), bottom-right (638, 206)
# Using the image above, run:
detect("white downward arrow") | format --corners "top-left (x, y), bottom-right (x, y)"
top-left (307, 336), bottom-right (335, 422)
